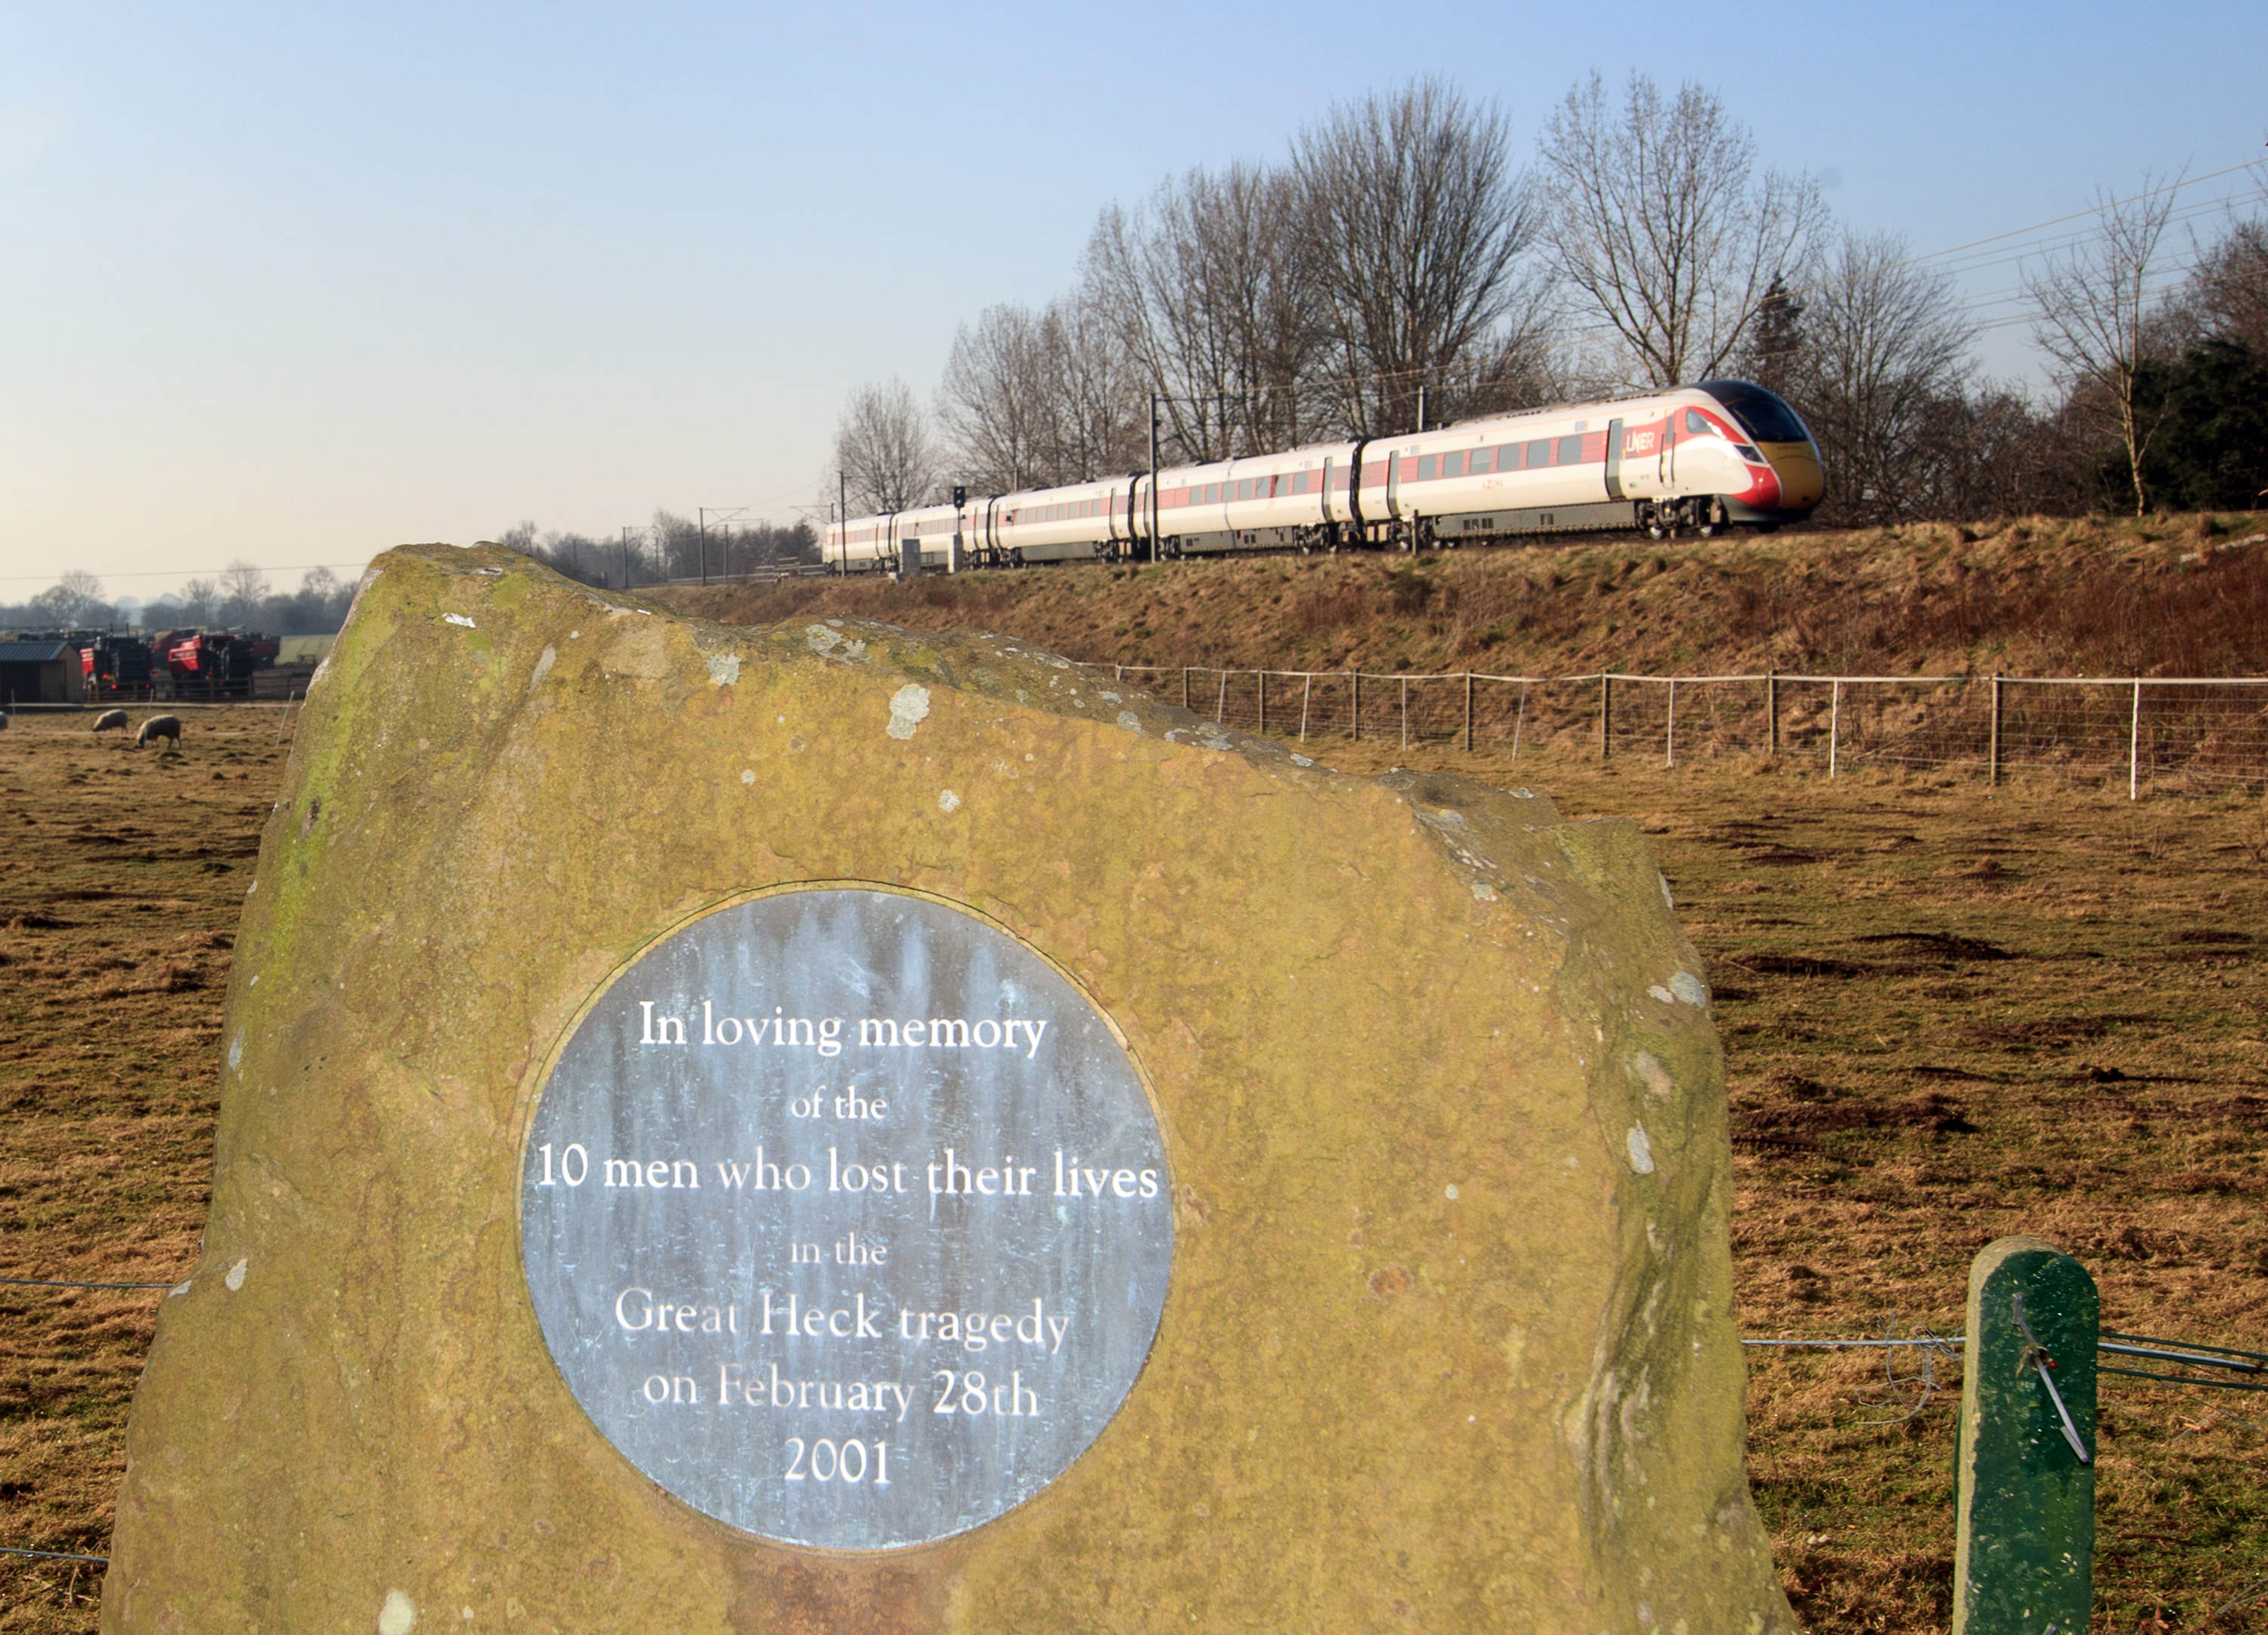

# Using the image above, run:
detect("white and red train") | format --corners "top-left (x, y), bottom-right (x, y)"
top-left (825, 379), bottom-right (1824, 571)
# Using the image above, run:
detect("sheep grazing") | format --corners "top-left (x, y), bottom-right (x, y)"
top-left (135, 714), bottom-right (182, 751)
top-left (93, 708), bottom-right (129, 733)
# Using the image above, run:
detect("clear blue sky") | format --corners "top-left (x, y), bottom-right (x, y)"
top-left (2, 1), bottom-right (2262, 599)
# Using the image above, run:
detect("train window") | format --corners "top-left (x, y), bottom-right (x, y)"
top-left (1417, 454), bottom-right (1436, 482)
top-left (1492, 444), bottom-right (1517, 471)
top-left (1443, 451), bottom-right (1465, 478)
top-left (1557, 435), bottom-right (1583, 465)
top-left (1526, 439), bottom-right (1552, 467)
top-left (1685, 410), bottom-right (1712, 435)
top-left (1291, 472), bottom-right (1308, 494)
top-left (1468, 448), bottom-right (1491, 475)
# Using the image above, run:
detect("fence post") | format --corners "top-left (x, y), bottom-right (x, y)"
top-left (1512, 683), bottom-right (1528, 763)
top-left (2127, 679), bottom-right (2141, 801)
top-left (1300, 675), bottom-right (1312, 744)
top-left (1257, 670), bottom-right (1266, 736)
top-left (1352, 672), bottom-right (1361, 742)
top-left (1829, 680), bottom-right (1841, 778)
top-left (1953, 1235), bottom-right (2096, 1635)
top-left (1666, 678), bottom-right (1678, 769)
top-left (1600, 673), bottom-right (1613, 760)
top-left (1464, 671), bottom-right (1473, 753)
top-left (1990, 674), bottom-right (2003, 788)
top-left (1216, 671), bottom-right (1228, 725)
top-left (1182, 667), bottom-right (1191, 710)
top-left (1400, 677), bottom-right (1409, 751)
top-left (1767, 669), bottom-right (1779, 755)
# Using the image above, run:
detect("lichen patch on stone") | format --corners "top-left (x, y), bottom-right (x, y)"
top-left (887, 684), bottom-right (931, 740)
top-left (377, 1588), bottom-right (416, 1633)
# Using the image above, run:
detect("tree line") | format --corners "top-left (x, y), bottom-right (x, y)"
top-left (0, 562), bottom-right (357, 637)
top-left (494, 512), bottom-right (820, 590)
top-left (834, 74), bottom-right (2268, 526)
top-left (5, 509), bottom-right (826, 636)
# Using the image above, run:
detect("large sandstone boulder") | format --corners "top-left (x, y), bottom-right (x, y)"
top-left (104, 543), bottom-right (1790, 1633)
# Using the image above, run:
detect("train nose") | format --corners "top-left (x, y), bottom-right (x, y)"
top-left (1761, 442), bottom-right (1823, 510)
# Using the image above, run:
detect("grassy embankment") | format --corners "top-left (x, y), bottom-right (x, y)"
top-left (667, 509), bottom-right (2268, 680)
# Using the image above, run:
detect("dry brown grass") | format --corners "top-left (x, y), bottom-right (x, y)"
top-left (0, 709), bottom-right (273, 1631)
top-left (5, 660), bottom-right (2268, 1629)
top-left (1321, 739), bottom-right (2268, 1632)
top-left (665, 511), bottom-right (2268, 683)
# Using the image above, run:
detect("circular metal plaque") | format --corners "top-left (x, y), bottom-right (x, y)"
top-left (520, 889), bottom-right (1173, 1549)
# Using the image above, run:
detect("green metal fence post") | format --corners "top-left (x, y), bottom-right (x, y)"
top-left (1953, 1235), bottom-right (2098, 1635)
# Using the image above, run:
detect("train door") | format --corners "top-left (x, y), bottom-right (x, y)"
top-left (1605, 418), bottom-right (1625, 500)
top-left (1320, 458), bottom-right (1336, 524)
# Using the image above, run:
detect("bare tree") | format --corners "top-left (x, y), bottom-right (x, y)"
top-left (1291, 78), bottom-right (1549, 434)
top-left (1538, 72), bottom-right (1826, 389)
top-left (29, 569), bottom-right (110, 627)
top-left (2026, 174), bottom-right (2183, 516)
top-left (834, 377), bottom-right (938, 514)
top-left (1086, 160), bottom-right (1326, 461)
top-left (2188, 215), bottom-right (2268, 360)
top-left (1777, 231), bottom-right (1976, 523)
top-left (1041, 293), bottom-right (1147, 483)
top-left (937, 302), bottom-right (1055, 491)
top-left (218, 559), bottom-right (272, 626)
top-left (171, 578), bottom-right (220, 627)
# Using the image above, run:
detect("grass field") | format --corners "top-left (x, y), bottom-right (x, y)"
top-left (2, 698), bottom-right (2264, 1631)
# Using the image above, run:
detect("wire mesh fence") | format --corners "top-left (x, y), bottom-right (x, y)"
top-left (1104, 664), bottom-right (2268, 794)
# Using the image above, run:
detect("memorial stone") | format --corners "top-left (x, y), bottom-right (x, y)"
top-left (104, 543), bottom-right (1793, 1632)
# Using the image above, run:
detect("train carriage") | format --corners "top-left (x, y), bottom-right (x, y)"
top-left (823, 379), bottom-right (1822, 572)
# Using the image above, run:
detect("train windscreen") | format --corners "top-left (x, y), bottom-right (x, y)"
top-left (1698, 380), bottom-right (1811, 444)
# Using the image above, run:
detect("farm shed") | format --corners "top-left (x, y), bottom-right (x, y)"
top-left (0, 640), bottom-right (88, 706)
